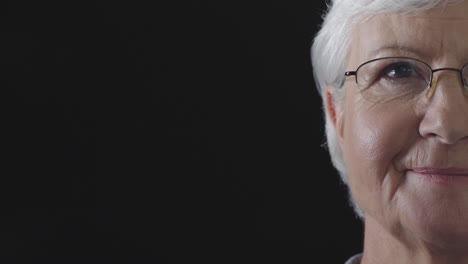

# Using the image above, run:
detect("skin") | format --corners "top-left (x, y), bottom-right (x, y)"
top-left (326, 2), bottom-right (468, 264)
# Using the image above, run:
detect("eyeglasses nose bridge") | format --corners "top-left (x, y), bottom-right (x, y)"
top-left (430, 67), bottom-right (465, 89)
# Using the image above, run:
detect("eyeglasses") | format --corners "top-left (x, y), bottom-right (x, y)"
top-left (344, 56), bottom-right (468, 104)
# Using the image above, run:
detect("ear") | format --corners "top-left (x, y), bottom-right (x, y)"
top-left (325, 85), bottom-right (345, 144)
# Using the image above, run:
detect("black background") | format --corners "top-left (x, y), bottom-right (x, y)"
top-left (2, 0), bottom-right (363, 263)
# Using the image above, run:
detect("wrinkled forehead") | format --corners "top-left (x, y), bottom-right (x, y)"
top-left (349, 2), bottom-right (468, 68)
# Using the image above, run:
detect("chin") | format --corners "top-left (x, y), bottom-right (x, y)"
top-left (403, 206), bottom-right (468, 250)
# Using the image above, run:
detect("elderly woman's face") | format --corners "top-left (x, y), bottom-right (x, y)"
top-left (337, 2), bottom-right (468, 247)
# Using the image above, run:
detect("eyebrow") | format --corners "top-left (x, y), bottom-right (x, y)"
top-left (369, 45), bottom-right (427, 58)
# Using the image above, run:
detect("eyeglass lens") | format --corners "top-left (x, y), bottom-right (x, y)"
top-left (355, 57), bottom-right (468, 104)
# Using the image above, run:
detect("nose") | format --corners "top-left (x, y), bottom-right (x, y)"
top-left (419, 71), bottom-right (468, 144)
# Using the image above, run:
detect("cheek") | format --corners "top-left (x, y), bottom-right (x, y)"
top-left (341, 104), bottom-right (419, 213)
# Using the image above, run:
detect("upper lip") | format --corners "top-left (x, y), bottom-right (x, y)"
top-left (411, 167), bottom-right (468, 176)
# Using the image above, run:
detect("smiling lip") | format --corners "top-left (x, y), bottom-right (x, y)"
top-left (410, 167), bottom-right (468, 184)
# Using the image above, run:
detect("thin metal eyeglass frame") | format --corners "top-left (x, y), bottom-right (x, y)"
top-left (344, 56), bottom-right (468, 89)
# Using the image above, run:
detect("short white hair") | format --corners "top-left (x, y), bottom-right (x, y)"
top-left (311, 0), bottom-right (462, 219)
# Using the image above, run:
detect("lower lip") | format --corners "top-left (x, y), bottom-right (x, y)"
top-left (408, 171), bottom-right (468, 185)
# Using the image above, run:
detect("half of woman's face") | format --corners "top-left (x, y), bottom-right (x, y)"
top-left (336, 1), bottom-right (468, 249)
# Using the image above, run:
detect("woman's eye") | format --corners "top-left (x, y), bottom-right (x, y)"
top-left (381, 63), bottom-right (417, 79)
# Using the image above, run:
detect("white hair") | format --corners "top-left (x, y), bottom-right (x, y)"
top-left (311, 0), bottom-right (462, 219)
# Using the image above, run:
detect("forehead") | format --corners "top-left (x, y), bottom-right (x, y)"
top-left (350, 1), bottom-right (468, 66)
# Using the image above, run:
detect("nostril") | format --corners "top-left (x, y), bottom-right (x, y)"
top-left (422, 132), bottom-right (441, 141)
